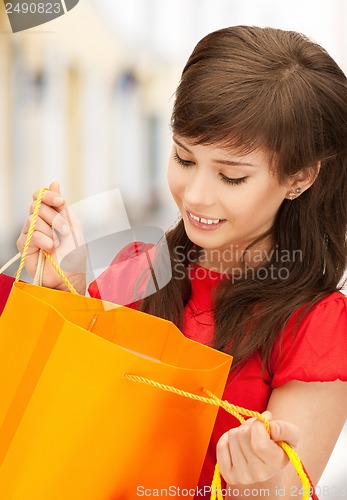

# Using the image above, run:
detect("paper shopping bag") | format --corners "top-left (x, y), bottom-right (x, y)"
top-left (0, 281), bottom-right (232, 500)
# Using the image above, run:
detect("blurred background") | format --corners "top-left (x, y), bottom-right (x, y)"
top-left (0, 0), bottom-right (346, 495)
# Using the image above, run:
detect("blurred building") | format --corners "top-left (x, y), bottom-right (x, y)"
top-left (0, 0), bottom-right (178, 264)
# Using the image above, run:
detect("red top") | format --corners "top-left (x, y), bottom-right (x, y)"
top-left (89, 242), bottom-right (347, 494)
top-left (0, 275), bottom-right (16, 316)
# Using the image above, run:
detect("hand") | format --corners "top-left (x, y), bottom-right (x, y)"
top-left (216, 411), bottom-right (299, 486)
top-left (16, 181), bottom-right (87, 294)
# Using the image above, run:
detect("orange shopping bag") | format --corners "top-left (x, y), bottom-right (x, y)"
top-left (0, 191), bottom-right (232, 500)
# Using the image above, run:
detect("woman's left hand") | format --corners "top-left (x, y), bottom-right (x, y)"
top-left (216, 411), bottom-right (299, 486)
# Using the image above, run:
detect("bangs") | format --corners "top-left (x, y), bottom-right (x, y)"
top-left (171, 71), bottom-right (321, 179)
top-left (170, 27), bottom-right (334, 179)
top-left (171, 76), bottom-right (277, 164)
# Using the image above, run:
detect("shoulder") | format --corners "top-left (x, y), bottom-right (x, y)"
top-left (271, 291), bottom-right (347, 387)
top-left (283, 290), bottom-right (346, 334)
top-left (309, 289), bottom-right (347, 308)
top-left (293, 291), bottom-right (346, 332)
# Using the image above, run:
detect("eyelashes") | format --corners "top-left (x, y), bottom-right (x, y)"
top-left (173, 151), bottom-right (192, 167)
top-left (173, 151), bottom-right (248, 187)
top-left (220, 175), bottom-right (247, 186)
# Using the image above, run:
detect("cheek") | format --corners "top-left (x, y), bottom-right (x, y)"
top-left (228, 181), bottom-right (285, 221)
top-left (167, 161), bottom-right (184, 199)
top-left (247, 183), bottom-right (286, 221)
top-left (167, 161), bottom-right (177, 196)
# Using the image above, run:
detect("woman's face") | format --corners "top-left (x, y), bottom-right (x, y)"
top-left (167, 135), bottom-right (290, 265)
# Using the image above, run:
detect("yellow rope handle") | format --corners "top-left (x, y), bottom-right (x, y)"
top-left (210, 463), bottom-right (222, 500)
top-left (277, 441), bottom-right (312, 500)
top-left (125, 374), bottom-right (313, 500)
top-left (15, 187), bottom-right (78, 295)
top-left (43, 252), bottom-right (78, 295)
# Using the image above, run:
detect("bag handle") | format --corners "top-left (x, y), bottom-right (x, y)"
top-left (10, 188), bottom-right (78, 294)
top-left (33, 248), bottom-right (45, 286)
top-left (125, 374), bottom-right (318, 500)
top-left (0, 252), bottom-right (21, 275)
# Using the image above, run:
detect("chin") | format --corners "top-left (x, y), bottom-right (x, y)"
top-left (184, 227), bottom-right (226, 250)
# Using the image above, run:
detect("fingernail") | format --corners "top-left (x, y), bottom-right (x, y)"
top-left (54, 196), bottom-right (64, 205)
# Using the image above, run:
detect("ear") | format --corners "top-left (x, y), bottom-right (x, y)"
top-left (285, 161), bottom-right (321, 200)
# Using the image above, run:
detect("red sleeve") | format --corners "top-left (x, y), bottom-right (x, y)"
top-left (271, 292), bottom-right (347, 387)
top-left (87, 242), bottom-right (157, 306)
top-left (0, 275), bottom-right (16, 316)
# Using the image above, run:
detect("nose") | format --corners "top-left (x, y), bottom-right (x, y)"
top-left (184, 169), bottom-right (216, 209)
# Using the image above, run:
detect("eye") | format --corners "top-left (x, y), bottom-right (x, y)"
top-left (220, 174), bottom-right (248, 186)
top-left (173, 151), bottom-right (194, 167)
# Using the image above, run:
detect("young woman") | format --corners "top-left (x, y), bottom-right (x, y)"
top-left (17, 26), bottom-right (347, 498)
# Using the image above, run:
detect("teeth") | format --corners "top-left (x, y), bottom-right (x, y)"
top-left (188, 212), bottom-right (220, 224)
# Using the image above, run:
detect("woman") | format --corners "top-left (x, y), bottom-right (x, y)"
top-left (18, 26), bottom-right (347, 498)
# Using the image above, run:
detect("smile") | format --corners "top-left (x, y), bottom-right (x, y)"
top-left (185, 209), bottom-right (226, 230)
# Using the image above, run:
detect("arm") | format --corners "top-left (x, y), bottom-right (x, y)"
top-left (217, 380), bottom-right (347, 499)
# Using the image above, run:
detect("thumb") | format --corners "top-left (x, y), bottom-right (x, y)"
top-left (270, 419), bottom-right (299, 448)
top-left (49, 180), bottom-right (61, 195)
top-left (262, 410), bottom-right (273, 421)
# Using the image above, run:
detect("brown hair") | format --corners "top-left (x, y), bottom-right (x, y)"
top-left (141, 26), bottom-right (347, 369)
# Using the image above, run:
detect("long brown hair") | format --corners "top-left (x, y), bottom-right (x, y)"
top-left (141, 26), bottom-right (347, 369)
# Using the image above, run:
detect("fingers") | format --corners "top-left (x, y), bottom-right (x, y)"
top-left (31, 187), bottom-right (65, 215)
top-left (217, 414), bottom-right (299, 486)
top-left (19, 214), bottom-right (65, 253)
top-left (15, 182), bottom-right (87, 291)
top-left (26, 203), bottom-right (70, 237)
top-left (17, 182), bottom-right (70, 256)
top-left (270, 419), bottom-right (299, 448)
top-left (33, 179), bottom-right (61, 196)
top-left (216, 431), bottom-right (235, 481)
top-left (217, 419), bottom-right (277, 485)
top-left (49, 180), bottom-right (61, 194)
top-left (25, 182), bottom-right (70, 250)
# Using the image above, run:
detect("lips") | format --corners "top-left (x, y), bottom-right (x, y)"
top-left (185, 209), bottom-right (226, 230)
top-left (188, 212), bottom-right (220, 225)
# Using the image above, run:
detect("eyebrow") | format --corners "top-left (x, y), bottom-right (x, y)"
top-left (173, 136), bottom-right (256, 167)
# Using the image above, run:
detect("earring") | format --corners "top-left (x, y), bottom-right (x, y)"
top-left (287, 186), bottom-right (302, 200)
